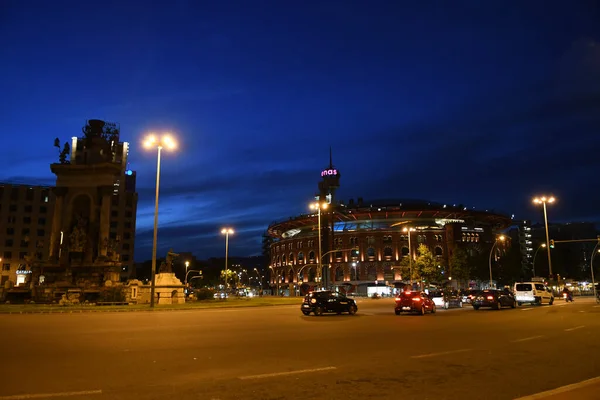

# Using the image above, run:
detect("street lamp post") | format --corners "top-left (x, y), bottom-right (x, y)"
top-left (590, 243), bottom-right (599, 303)
top-left (253, 268), bottom-right (262, 292)
top-left (532, 243), bottom-right (546, 277)
top-left (489, 235), bottom-right (506, 289)
top-left (221, 228), bottom-right (234, 291)
top-left (310, 201), bottom-right (328, 289)
top-left (143, 134), bottom-right (177, 308)
top-left (184, 261), bottom-right (190, 286)
top-left (533, 196), bottom-right (556, 277)
top-left (403, 227), bottom-right (416, 287)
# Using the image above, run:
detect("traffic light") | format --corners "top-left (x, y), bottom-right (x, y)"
top-left (549, 240), bottom-right (555, 248)
top-left (351, 248), bottom-right (360, 258)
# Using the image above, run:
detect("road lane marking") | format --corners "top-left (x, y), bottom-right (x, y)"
top-left (593, 305), bottom-right (600, 308)
top-left (520, 308), bottom-right (534, 311)
top-left (513, 375), bottom-right (600, 399)
top-left (0, 390), bottom-right (102, 399)
top-left (239, 366), bottom-right (337, 380)
top-left (411, 348), bottom-right (472, 359)
top-left (564, 325), bottom-right (585, 332)
top-left (510, 335), bottom-right (544, 343)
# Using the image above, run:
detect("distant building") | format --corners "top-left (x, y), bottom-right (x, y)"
top-left (0, 184), bottom-right (55, 286)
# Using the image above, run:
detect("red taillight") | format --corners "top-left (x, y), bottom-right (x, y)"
top-left (486, 296), bottom-right (494, 300)
top-left (413, 297), bottom-right (421, 301)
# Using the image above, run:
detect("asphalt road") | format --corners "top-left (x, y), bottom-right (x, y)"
top-left (1, 298), bottom-right (599, 400)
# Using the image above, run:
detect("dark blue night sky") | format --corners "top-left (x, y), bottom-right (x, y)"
top-left (2, 0), bottom-right (600, 261)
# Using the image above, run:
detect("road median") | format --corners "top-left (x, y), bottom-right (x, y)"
top-left (0, 297), bottom-right (302, 314)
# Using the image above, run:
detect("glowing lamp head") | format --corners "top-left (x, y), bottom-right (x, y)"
top-left (498, 235), bottom-right (506, 242)
top-left (143, 133), bottom-right (177, 150)
top-left (221, 228), bottom-right (234, 235)
top-left (541, 243), bottom-right (546, 248)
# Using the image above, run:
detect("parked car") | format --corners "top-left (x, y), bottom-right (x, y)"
top-left (395, 290), bottom-right (436, 315)
top-left (301, 291), bottom-right (358, 316)
top-left (471, 289), bottom-right (516, 310)
top-left (513, 282), bottom-right (554, 306)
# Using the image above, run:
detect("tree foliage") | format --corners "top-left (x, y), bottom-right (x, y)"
top-left (449, 246), bottom-right (471, 284)
top-left (415, 244), bottom-right (443, 284)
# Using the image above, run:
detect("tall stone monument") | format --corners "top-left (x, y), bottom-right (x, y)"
top-left (31, 119), bottom-right (132, 302)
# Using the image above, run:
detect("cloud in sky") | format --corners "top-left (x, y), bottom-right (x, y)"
top-left (2, 2), bottom-right (599, 261)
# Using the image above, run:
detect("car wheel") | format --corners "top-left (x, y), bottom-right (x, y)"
top-left (549, 297), bottom-right (554, 306)
top-left (314, 306), bottom-right (324, 316)
top-left (517, 302), bottom-right (522, 306)
top-left (420, 306), bottom-right (425, 316)
top-left (431, 304), bottom-right (436, 314)
top-left (302, 311), bottom-right (311, 316)
top-left (496, 301), bottom-right (502, 310)
top-left (348, 305), bottom-right (357, 315)
top-left (395, 309), bottom-right (401, 315)
top-left (473, 305), bottom-right (480, 310)
top-left (511, 301), bottom-right (516, 309)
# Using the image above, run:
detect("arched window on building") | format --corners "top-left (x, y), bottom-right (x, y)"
top-left (383, 247), bottom-right (393, 260)
top-left (367, 247), bottom-right (375, 259)
top-left (282, 254), bottom-right (287, 265)
top-left (367, 265), bottom-right (377, 281)
top-left (351, 265), bottom-right (360, 281)
top-left (334, 266), bottom-right (344, 281)
top-left (297, 252), bottom-right (304, 263)
top-left (308, 251), bottom-right (315, 262)
top-left (308, 267), bottom-right (316, 282)
top-left (435, 246), bottom-right (443, 256)
top-left (276, 255), bottom-right (281, 266)
top-left (401, 247), bottom-right (409, 256)
top-left (383, 235), bottom-right (392, 244)
top-left (289, 252), bottom-right (294, 265)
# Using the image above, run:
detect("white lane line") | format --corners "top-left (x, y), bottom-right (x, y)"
top-left (513, 375), bottom-right (600, 400)
top-left (0, 390), bottom-right (102, 399)
top-left (564, 325), bottom-right (585, 332)
top-left (510, 335), bottom-right (544, 343)
top-left (521, 308), bottom-right (534, 311)
top-left (239, 366), bottom-right (337, 380)
top-left (593, 305), bottom-right (600, 308)
top-left (411, 348), bottom-right (472, 359)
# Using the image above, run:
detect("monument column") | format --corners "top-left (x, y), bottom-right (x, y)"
top-left (98, 186), bottom-right (113, 257)
top-left (49, 187), bottom-right (67, 260)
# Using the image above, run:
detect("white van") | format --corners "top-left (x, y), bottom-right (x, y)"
top-left (513, 282), bottom-right (554, 306)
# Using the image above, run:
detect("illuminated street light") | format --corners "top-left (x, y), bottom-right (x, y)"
top-left (144, 133), bottom-right (177, 308)
top-left (184, 261), bottom-right (190, 287)
top-left (489, 235), bottom-right (506, 289)
top-left (532, 243), bottom-right (546, 277)
top-left (402, 227), bottom-right (416, 286)
top-left (533, 195), bottom-right (556, 278)
top-left (309, 201), bottom-right (328, 289)
top-left (221, 228), bottom-right (234, 291)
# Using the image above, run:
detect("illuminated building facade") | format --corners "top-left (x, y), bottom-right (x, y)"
top-left (266, 155), bottom-right (512, 296)
top-left (0, 184), bottom-right (54, 287)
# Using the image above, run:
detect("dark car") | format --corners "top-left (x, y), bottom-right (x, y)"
top-left (471, 289), bottom-right (516, 310)
top-left (394, 290), bottom-right (436, 315)
top-left (301, 291), bottom-right (357, 316)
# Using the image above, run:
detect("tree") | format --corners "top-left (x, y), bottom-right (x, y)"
top-left (449, 246), bottom-right (471, 286)
top-left (220, 269), bottom-right (238, 287)
top-left (415, 244), bottom-right (442, 285)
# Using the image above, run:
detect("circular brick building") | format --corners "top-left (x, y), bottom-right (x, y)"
top-left (266, 198), bottom-right (512, 296)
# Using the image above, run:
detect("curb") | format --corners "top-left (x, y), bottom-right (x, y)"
top-left (0, 303), bottom-right (301, 315)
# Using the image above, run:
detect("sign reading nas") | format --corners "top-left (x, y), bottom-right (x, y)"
top-left (321, 169), bottom-right (338, 177)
